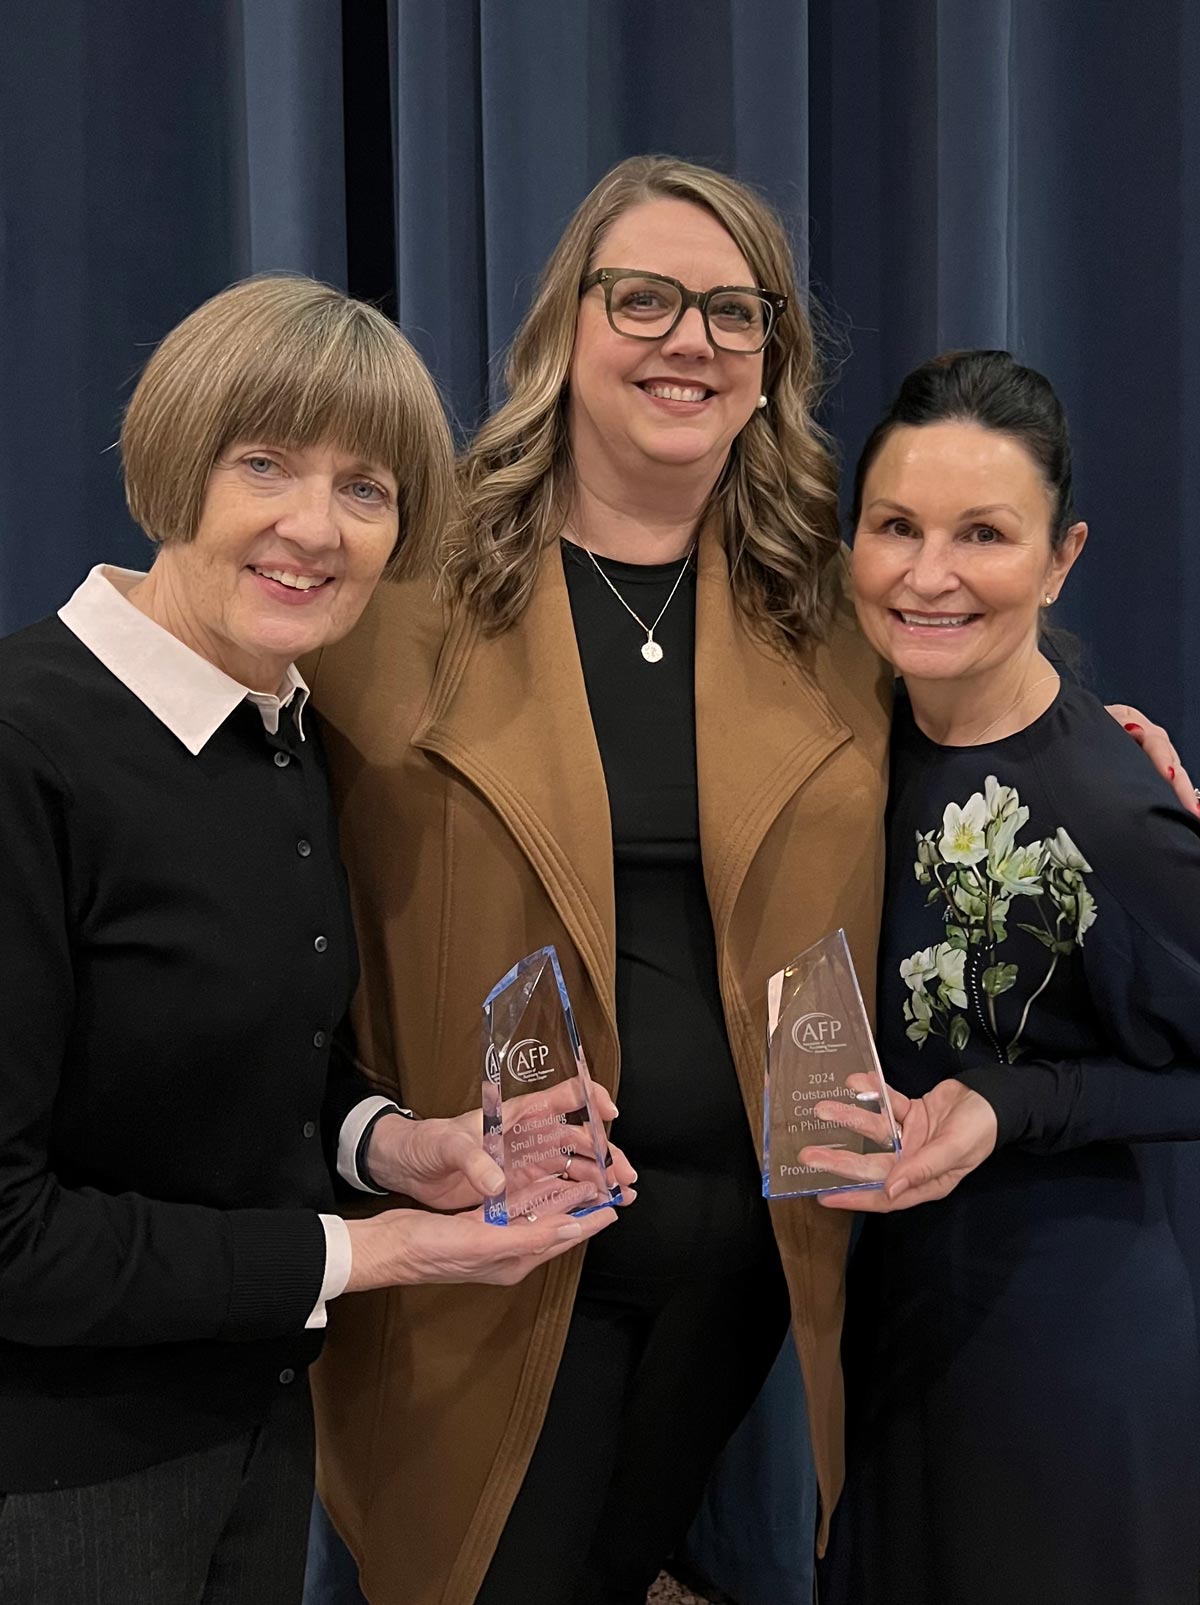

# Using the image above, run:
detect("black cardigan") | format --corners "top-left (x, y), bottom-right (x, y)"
top-left (0, 617), bottom-right (370, 1490)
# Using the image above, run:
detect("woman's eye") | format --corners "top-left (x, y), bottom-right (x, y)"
top-left (882, 517), bottom-right (916, 538)
top-left (245, 455), bottom-right (277, 475)
top-left (348, 479), bottom-right (387, 504)
top-left (709, 298), bottom-right (754, 327)
top-left (967, 524), bottom-right (1003, 544)
top-left (617, 290), bottom-right (670, 313)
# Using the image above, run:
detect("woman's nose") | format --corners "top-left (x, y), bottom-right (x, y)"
top-left (275, 480), bottom-right (339, 546)
top-left (907, 537), bottom-right (959, 595)
top-left (660, 303), bottom-right (714, 360)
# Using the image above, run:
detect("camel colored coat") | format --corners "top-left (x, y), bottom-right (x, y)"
top-left (307, 526), bottom-right (891, 1605)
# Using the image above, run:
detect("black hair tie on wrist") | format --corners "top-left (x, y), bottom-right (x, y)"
top-left (355, 1103), bottom-right (414, 1195)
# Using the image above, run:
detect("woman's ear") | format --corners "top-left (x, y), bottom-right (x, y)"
top-left (1045, 521), bottom-right (1087, 602)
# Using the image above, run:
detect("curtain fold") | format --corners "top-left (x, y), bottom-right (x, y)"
top-left (392, 0), bottom-right (489, 432)
top-left (2, 0), bottom-right (1195, 746)
top-left (241, 0), bottom-right (347, 278)
top-left (0, 0), bottom-right (346, 631)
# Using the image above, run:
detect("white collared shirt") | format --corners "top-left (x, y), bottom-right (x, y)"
top-left (57, 565), bottom-right (395, 1328)
top-left (59, 565), bottom-right (311, 751)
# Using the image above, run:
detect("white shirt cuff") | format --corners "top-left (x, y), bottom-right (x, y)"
top-left (305, 1214), bottom-right (353, 1329)
top-left (337, 1094), bottom-right (403, 1192)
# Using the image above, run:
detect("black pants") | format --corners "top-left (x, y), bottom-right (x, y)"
top-left (0, 1381), bottom-right (314, 1605)
top-left (475, 1257), bottom-right (791, 1605)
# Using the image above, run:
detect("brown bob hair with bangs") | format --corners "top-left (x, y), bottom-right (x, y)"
top-left (122, 274), bottom-right (454, 575)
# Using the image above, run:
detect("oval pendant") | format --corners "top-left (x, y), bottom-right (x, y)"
top-left (641, 639), bottom-right (664, 663)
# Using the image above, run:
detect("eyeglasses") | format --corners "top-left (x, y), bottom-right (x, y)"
top-left (580, 269), bottom-right (787, 354)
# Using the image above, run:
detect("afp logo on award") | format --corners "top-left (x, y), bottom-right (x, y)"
top-left (505, 1038), bottom-right (555, 1084)
top-left (791, 1012), bottom-right (847, 1054)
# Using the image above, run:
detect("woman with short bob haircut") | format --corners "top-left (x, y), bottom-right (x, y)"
top-left (122, 271), bottom-right (452, 565)
top-left (0, 274), bottom-right (618, 1605)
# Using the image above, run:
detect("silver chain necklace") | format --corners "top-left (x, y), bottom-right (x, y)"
top-left (577, 539), bottom-right (696, 663)
top-left (968, 672), bottom-right (1060, 743)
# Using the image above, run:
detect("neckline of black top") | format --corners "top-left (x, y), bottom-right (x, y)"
top-left (560, 537), bottom-right (697, 587)
top-left (898, 678), bottom-right (1067, 753)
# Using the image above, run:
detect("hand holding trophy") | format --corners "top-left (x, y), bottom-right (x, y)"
top-left (482, 946), bottom-right (625, 1225)
top-left (762, 930), bottom-right (901, 1198)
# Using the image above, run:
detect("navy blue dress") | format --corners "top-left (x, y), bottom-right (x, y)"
top-left (827, 683), bottom-right (1200, 1605)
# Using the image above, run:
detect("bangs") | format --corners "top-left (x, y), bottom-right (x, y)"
top-left (123, 276), bottom-right (455, 568)
top-left (213, 303), bottom-right (415, 476)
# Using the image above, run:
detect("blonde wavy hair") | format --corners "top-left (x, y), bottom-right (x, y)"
top-left (450, 155), bottom-right (841, 647)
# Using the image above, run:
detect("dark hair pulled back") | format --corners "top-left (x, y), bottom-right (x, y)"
top-left (851, 349), bottom-right (1076, 548)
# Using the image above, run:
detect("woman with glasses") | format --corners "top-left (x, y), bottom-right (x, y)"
top-left (302, 158), bottom-right (1189, 1605)
top-left (302, 154), bottom-right (874, 1605)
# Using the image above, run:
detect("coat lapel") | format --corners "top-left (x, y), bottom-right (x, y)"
top-left (412, 549), bottom-right (618, 1023)
top-left (694, 525), bottom-right (852, 948)
top-left (414, 527), bottom-right (854, 1045)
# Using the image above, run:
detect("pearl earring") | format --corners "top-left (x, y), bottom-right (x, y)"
top-left (756, 394), bottom-right (767, 410)
top-left (1043, 594), bottom-right (1055, 606)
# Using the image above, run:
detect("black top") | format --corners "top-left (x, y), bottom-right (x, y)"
top-left (883, 681), bottom-right (1200, 1150)
top-left (830, 680), bottom-right (1200, 1605)
top-left (0, 617), bottom-right (369, 1491)
top-left (561, 541), bottom-right (774, 1288)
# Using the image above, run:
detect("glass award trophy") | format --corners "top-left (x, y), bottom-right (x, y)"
top-left (762, 929), bottom-right (901, 1198)
top-left (482, 945), bottom-right (622, 1226)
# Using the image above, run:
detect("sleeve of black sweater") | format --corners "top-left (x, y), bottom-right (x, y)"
top-left (321, 1019), bottom-right (402, 1197)
top-left (957, 737), bottom-right (1200, 1152)
top-left (0, 720), bottom-right (327, 1348)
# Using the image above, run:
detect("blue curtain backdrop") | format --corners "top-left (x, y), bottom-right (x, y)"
top-left (0, 0), bottom-right (348, 630)
top-left (2, 3), bottom-right (1196, 1600)
top-left (2, 0), bottom-right (1195, 757)
top-left (387, 0), bottom-right (1200, 766)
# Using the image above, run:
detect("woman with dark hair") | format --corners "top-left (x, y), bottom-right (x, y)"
top-left (810, 350), bottom-right (1200, 1605)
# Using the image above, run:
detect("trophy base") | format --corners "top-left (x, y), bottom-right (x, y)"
top-left (762, 1166), bottom-right (885, 1200)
